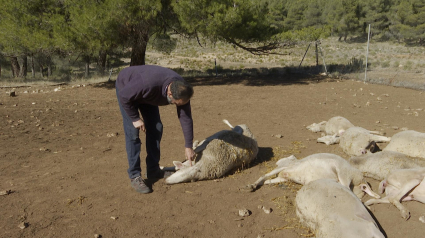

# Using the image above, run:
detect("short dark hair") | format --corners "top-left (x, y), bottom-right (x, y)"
top-left (170, 80), bottom-right (194, 100)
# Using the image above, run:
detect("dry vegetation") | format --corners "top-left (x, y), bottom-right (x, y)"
top-left (144, 36), bottom-right (425, 88)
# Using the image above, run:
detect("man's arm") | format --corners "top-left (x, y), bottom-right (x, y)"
top-left (177, 101), bottom-right (194, 148)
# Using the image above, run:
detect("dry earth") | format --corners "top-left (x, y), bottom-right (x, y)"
top-left (1, 74), bottom-right (425, 238)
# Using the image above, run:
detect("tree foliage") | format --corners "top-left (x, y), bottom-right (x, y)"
top-left (0, 0), bottom-right (424, 78)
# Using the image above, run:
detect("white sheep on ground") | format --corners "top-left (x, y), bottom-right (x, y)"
top-left (296, 179), bottom-right (385, 238)
top-left (307, 116), bottom-right (354, 135)
top-left (349, 151), bottom-right (425, 181)
top-left (165, 120), bottom-right (258, 184)
top-left (365, 167), bottom-right (425, 220)
top-left (383, 130), bottom-right (425, 159)
top-left (246, 153), bottom-right (380, 199)
top-left (339, 126), bottom-right (391, 156)
top-left (307, 116), bottom-right (383, 146)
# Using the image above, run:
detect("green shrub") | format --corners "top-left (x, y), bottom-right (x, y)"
top-left (345, 57), bottom-right (363, 72)
top-left (380, 61), bottom-right (390, 68)
top-left (404, 61), bottom-right (413, 70)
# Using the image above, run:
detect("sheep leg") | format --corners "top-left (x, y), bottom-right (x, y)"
top-left (370, 134), bottom-right (391, 143)
top-left (306, 121), bottom-right (326, 132)
top-left (246, 166), bottom-right (288, 192)
top-left (366, 179), bottom-right (420, 220)
top-left (364, 197), bottom-right (390, 206)
top-left (317, 134), bottom-right (340, 145)
top-left (388, 179), bottom-right (422, 220)
top-left (359, 183), bottom-right (381, 198)
top-left (264, 177), bottom-right (288, 185)
top-left (222, 119), bottom-right (234, 129)
top-left (368, 130), bottom-right (383, 135)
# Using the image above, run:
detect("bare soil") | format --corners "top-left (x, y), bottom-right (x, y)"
top-left (1, 74), bottom-right (425, 238)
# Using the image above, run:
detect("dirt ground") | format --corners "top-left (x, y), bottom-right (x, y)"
top-left (1, 74), bottom-right (425, 238)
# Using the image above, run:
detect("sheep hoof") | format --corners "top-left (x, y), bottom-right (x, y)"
top-left (401, 210), bottom-right (411, 221)
top-left (243, 184), bottom-right (256, 192)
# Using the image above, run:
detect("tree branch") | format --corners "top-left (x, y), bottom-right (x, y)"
top-left (223, 38), bottom-right (295, 55)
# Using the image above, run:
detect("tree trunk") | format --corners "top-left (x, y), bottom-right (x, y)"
top-left (130, 24), bottom-right (149, 66)
top-left (40, 64), bottom-right (44, 77)
top-left (0, 64), bottom-right (2, 78)
top-left (47, 65), bottom-right (52, 77)
top-left (315, 42), bottom-right (319, 66)
top-left (19, 55), bottom-right (27, 78)
top-left (47, 56), bottom-right (52, 77)
top-left (97, 50), bottom-right (107, 75)
top-left (10, 57), bottom-right (20, 78)
top-left (84, 55), bottom-right (90, 78)
top-left (31, 55), bottom-right (35, 78)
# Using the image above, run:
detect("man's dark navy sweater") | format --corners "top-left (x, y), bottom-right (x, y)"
top-left (116, 65), bottom-right (193, 148)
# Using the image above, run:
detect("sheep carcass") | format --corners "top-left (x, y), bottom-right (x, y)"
top-left (365, 167), bottom-right (425, 220)
top-left (383, 130), bottom-right (425, 159)
top-left (307, 117), bottom-right (382, 146)
top-left (339, 127), bottom-right (391, 156)
top-left (247, 153), bottom-right (379, 199)
top-left (349, 150), bottom-right (425, 180)
top-left (296, 179), bottom-right (385, 238)
top-left (306, 116), bottom-right (354, 135)
top-left (165, 121), bottom-right (258, 184)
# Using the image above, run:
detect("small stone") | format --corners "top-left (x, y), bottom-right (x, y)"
top-left (94, 234), bottom-right (102, 238)
top-left (0, 190), bottom-right (11, 196)
top-left (274, 134), bottom-right (283, 138)
top-left (262, 207), bottom-right (272, 214)
top-left (8, 91), bottom-right (16, 97)
top-left (110, 216), bottom-right (118, 220)
top-left (375, 121), bottom-right (380, 124)
top-left (18, 222), bottom-right (28, 229)
top-left (39, 147), bottom-right (50, 152)
top-left (238, 209), bottom-right (250, 217)
top-left (419, 216), bottom-right (425, 223)
top-left (392, 126), bottom-right (399, 130)
top-left (107, 132), bottom-right (118, 137)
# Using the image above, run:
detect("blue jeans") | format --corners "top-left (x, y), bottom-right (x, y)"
top-left (116, 87), bottom-right (163, 179)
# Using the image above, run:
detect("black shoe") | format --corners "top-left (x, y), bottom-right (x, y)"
top-left (147, 169), bottom-right (175, 179)
top-left (130, 177), bottom-right (152, 194)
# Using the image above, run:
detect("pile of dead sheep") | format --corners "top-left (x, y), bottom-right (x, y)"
top-left (297, 116), bottom-right (425, 236)
top-left (162, 117), bottom-right (425, 237)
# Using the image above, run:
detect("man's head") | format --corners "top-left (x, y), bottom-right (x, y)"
top-left (167, 80), bottom-right (194, 106)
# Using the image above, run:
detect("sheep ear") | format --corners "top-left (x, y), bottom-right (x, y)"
top-left (173, 161), bottom-right (184, 170)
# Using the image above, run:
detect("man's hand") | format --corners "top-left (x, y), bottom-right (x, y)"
top-left (185, 147), bottom-right (195, 166)
top-left (132, 119), bottom-right (146, 132)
